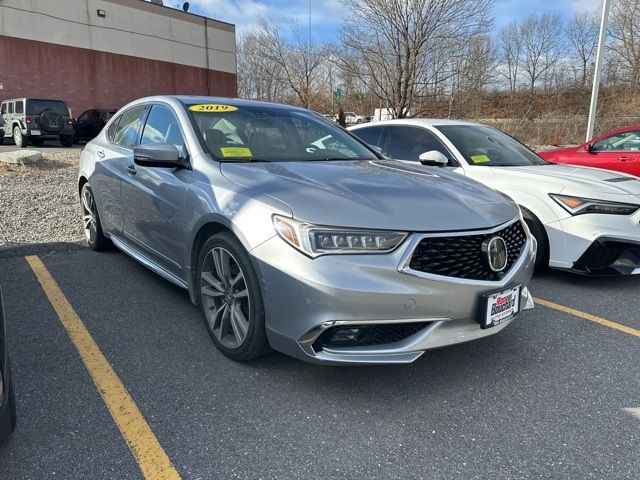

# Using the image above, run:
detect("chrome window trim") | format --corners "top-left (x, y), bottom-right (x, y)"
top-left (397, 217), bottom-right (532, 286)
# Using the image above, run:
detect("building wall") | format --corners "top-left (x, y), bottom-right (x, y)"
top-left (0, 0), bottom-right (237, 115)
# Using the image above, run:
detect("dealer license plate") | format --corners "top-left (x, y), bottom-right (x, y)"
top-left (30, 130), bottom-right (41, 136)
top-left (481, 285), bottom-right (521, 329)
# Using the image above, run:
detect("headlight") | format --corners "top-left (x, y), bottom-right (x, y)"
top-left (273, 215), bottom-right (407, 258)
top-left (549, 194), bottom-right (640, 216)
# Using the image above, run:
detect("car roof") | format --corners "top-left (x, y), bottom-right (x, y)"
top-left (353, 118), bottom-right (483, 128)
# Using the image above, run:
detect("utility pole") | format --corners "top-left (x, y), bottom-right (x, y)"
top-left (586, 0), bottom-right (611, 142)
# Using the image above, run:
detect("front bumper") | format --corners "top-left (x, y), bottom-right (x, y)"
top-left (251, 228), bottom-right (536, 365)
top-left (25, 125), bottom-right (74, 137)
top-left (545, 210), bottom-right (640, 274)
top-left (571, 237), bottom-right (640, 275)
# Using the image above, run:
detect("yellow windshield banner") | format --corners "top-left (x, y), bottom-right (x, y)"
top-left (470, 154), bottom-right (490, 164)
top-left (220, 147), bottom-right (252, 158)
top-left (189, 104), bottom-right (238, 113)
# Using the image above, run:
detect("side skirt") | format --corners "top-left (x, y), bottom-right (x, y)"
top-left (110, 234), bottom-right (188, 290)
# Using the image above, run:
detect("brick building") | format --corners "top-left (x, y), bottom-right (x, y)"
top-left (0, 0), bottom-right (237, 116)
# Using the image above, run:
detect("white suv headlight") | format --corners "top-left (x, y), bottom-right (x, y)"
top-left (273, 215), bottom-right (407, 258)
top-left (549, 194), bottom-right (640, 216)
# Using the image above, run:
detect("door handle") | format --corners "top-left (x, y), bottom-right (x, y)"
top-left (618, 156), bottom-right (632, 161)
top-left (126, 164), bottom-right (137, 175)
top-left (97, 150), bottom-right (105, 159)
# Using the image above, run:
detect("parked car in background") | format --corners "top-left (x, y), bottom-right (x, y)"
top-left (344, 111), bottom-right (365, 124)
top-left (1, 98), bottom-right (75, 147)
top-left (0, 115), bottom-right (5, 143)
top-left (538, 126), bottom-right (640, 177)
top-left (351, 119), bottom-right (640, 276)
top-left (78, 96), bottom-right (535, 365)
top-left (0, 288), bottom-right (16, 443)
top-left (73, 108), bottom-right (117, 143)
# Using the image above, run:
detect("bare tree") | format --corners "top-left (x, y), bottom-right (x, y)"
top-left (336, 0), bottom-right (493, 118)
top-left (447, 35), bottom-right (498, 117)
top-left (520, 12), bottom-right (564, 92)
top-left (498, 21), bottom-right (523, 95)
top-left (240, 17), bottom-right (328, 108)
top-left (565, 11), bottom-right (599, 88)
top-left (608, 0), bottom-right (640, 87)
top-left (237, 31), bottom-right (284, 101)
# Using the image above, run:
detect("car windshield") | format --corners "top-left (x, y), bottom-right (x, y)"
top-left (27, 100), bottom-right (68, 116)
top-left (187, 103), bottom-right (377, 162)
top-left (437, 125), bottom-right (547, 167)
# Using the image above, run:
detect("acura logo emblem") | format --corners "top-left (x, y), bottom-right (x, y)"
top-left (482, 236), bottom-right (508, 272)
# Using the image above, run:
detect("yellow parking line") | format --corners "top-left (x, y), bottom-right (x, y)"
top-left (25, 255), bottom-right (181, 480)
top-left (534, 297), bottom-right (640, 338)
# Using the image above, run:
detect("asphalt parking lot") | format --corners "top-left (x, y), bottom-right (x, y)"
top-left (0, 245), bottom-right (638, 479)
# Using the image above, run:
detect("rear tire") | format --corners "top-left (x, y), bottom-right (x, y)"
top-left (80, 183), bottom-right (110, 251)
top-left (521, 207), bottom-right (549, 269)
top-left (60, 135), bottom-right (74, 147)
top-left (196, 232), bottom-right (271, 361)
top-left (13, 126), bottom-right (28, 148)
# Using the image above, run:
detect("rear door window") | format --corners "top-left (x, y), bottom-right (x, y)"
top-left (78, 111), bottom-right (91, 122)
top-left (14, 101), bottom-right (24, 114)
top-left (8, 103), bottom-right (13, 114)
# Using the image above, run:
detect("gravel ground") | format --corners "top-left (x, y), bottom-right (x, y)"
top-left (0, 151), bottom-right (83, 249)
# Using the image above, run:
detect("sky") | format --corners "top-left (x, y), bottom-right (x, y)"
top-left (168, 0), bottom-right (603, 40)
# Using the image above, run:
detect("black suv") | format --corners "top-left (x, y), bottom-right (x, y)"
top-left (1, 98), bottom-right (75, 147)
top-left (73, 108), bottom-right (117, 143)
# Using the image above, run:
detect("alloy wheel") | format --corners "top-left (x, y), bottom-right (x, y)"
top-left (81, 187), bottom-right (98, 244)
top-left (200, 247), bottom-right (251, 349)
top-left (13, 127), bottom-right (21, 147)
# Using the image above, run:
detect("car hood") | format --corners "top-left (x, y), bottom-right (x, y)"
top-left (468, 164), bottom-right (640, 199)
top-left (220, 160), bottom-right (518, 231)
top-left (538, 147), bottom-right (575, 156)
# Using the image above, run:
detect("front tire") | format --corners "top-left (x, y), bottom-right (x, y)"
top-left (0, 366), bottom-right (16, 443)
top-left (197, 232), bottom-right (270, 361)
top-left (80, 183), bottom-right (110, 251)
top-left (13, 126), bottom-right (28, 148)
top-left (521, 207), bottom-right (549, 269)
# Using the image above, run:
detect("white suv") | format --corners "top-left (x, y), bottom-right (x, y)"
top-left (1, 98), bottom-right (75, 147)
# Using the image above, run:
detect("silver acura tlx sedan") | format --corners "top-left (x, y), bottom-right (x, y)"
top-left (78, 96), bottom-right (536, 365)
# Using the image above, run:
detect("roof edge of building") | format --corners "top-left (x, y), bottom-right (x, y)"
top-left (105, 0), bottom-right (236, 31)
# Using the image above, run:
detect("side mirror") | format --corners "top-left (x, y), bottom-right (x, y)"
top-left (134, 143), bottom-right (182, 168)
top-left (419, 150), bottom-right (448, 167)
top-left (587, 143), bottom-right (594, 152)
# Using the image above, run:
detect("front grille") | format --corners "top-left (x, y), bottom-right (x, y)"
top-left (313, 322), bottom-right (429, 351)
top-left (408, 221), bottom-right (527, 281)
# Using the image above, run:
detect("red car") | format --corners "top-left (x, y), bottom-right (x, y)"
top-left (538, 125), bottom-right (640, 177)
